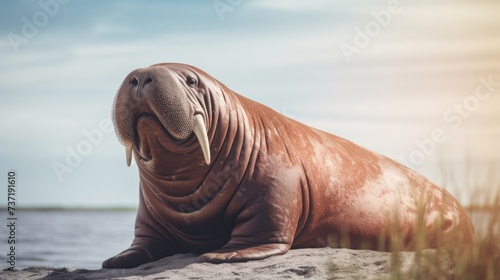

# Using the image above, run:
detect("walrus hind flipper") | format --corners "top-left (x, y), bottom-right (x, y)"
top-left (199, 243), bottom-right (290, 264)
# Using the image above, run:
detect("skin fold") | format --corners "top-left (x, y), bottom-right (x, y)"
top-left (103, 63), bottom-right (474, 269)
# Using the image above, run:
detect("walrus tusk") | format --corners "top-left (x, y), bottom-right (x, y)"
top-left (193, 114), bottom-right (211, 165)
top-left (125, 141), bottom-right (133, 167)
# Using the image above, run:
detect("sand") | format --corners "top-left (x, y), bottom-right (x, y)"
top-left (0, 248), bottom-right (422, 280)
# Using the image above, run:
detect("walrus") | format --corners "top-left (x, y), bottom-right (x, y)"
top-left (103, 63), bottom-right (474, 268)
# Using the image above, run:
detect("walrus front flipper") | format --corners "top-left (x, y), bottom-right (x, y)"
top-left (199, 243), bottom-right (290, 263)
top-left (102, 248), bottom-right (153, 269)
top-left (102, 243), bottom-right (170, 269)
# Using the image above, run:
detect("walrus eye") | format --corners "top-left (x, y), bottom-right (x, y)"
top-left (186, 77), bottom-right (197, 87)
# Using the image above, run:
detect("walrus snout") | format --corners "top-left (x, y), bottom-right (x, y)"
top-left (128, 72), bottom-right (154, 102)
top-left (112, 66), bottom-right (211, 166)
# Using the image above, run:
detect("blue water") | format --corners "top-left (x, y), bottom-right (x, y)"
top-left (0, 210), bottom-right (136, 269)
top-left (0, 210), bottom-right (494, 270)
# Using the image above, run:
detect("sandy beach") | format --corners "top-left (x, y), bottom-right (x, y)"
top-left (1, 247), bottom-right (421, 280)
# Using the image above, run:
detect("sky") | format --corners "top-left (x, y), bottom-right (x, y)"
top-left (0, 0), bottom-right (499, 208)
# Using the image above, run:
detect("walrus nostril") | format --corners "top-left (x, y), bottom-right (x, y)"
top-left (442, 219), bottom-right (453, 232)
top-left (130, 76), bottom-right (139, 86)
top-left (143, 76), bottom-right (154, 87)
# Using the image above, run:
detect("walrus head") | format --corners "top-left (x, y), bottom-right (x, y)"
top-left (112, 64), bottom-right (211, 167)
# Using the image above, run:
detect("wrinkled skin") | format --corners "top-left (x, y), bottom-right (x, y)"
top-left (103, 63), bottom-right (474, 268)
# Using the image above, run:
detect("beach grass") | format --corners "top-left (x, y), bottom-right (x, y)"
top-left (399, 161), bottom-right (500, 280)
top-left (329, 164), bottom-right (500, 280)
top-left (328, 199), bottom-right (500, 280)
top-left (401, 199), bottom-right (499, 280)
